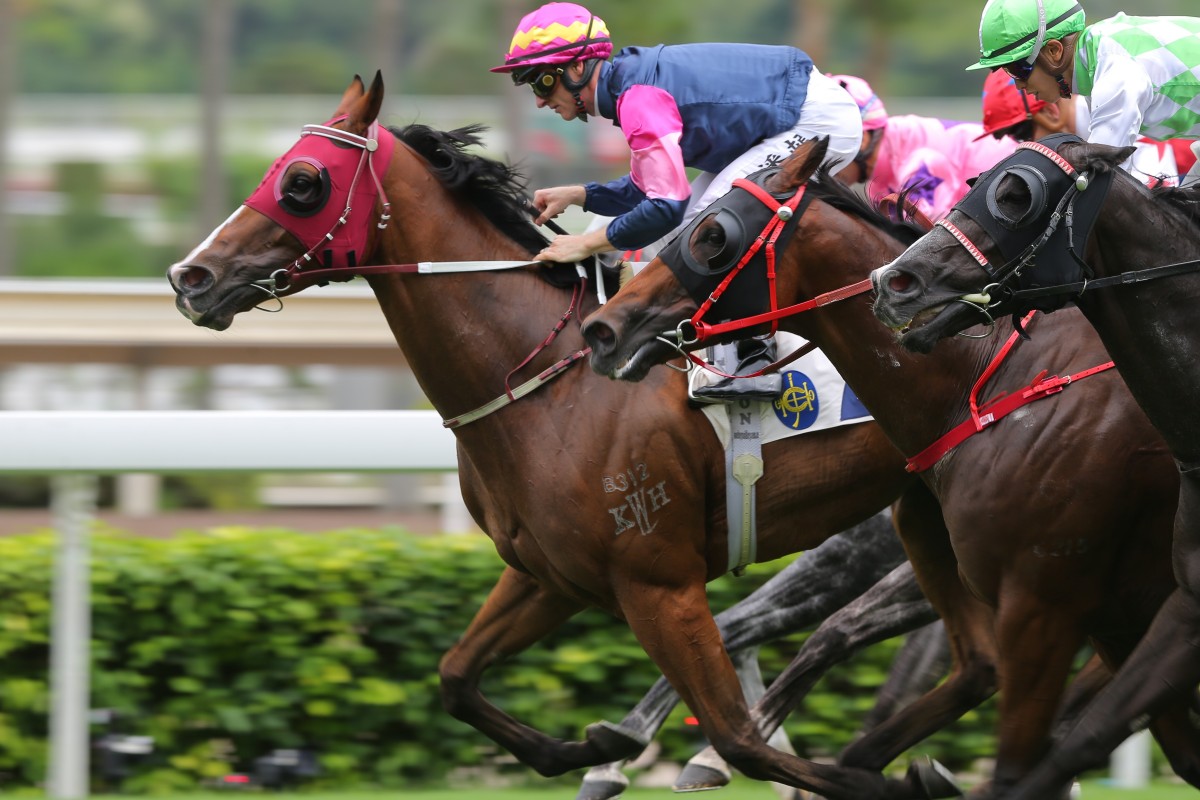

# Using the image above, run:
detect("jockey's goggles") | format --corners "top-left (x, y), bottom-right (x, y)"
top-left (512, 67), bottom-right (563, 99)
top-left (1002, 59), bottom-right (1036, 82)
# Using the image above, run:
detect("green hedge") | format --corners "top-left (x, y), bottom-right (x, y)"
top-left (0, 526), bottom-right (997, 792)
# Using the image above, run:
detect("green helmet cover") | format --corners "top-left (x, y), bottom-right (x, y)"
top-left (970, 0), bottom-right (1086, 70)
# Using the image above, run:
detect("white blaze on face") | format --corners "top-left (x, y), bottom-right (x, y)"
top-left (169, 206), bottom-right (249, 270)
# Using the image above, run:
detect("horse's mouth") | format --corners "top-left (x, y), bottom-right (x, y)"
top-left (897, 301), bottom-right (986, 354)
top-left (604, 337), bottom-right (676, 382)
top-left (890, 302), bottom-right (948, 337)
top-left (174, 283), bottom-right (269, 331)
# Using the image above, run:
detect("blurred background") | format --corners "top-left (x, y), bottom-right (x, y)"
top-left (0, 0), bottom-right (1188, 793)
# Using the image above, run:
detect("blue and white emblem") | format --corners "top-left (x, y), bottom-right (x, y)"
top-left (773, 370), bottom-right (820, 430)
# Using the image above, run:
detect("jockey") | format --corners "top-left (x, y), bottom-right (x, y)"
top-left (979, 69), bottom-right (1198, 187)
top-left (492, 1), bottom-right (863, 400)
top-left (971, 0), bottom-right (1200, 183)
top-left (831, 74), bottom-right (1019, 222)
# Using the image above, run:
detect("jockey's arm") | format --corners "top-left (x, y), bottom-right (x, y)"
top-left (1083, 40), bottom-right (1155, 161)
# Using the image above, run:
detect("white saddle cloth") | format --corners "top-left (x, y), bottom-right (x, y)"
top-left (692, 332), bottom-right (873, 449)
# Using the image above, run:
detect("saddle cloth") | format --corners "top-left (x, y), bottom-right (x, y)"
top-left (692, 332), bottom-right (873, 448)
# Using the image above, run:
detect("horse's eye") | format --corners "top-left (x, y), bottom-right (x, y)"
top-left (278, 166), bottom-right (331, 217)
top-left (701, 225), bottom-right (726, 248)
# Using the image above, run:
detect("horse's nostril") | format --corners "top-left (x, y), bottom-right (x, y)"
top-left (171, 265), bottom-right (214, 295)
top-left (886, 270), bottom-right (914, 294)
top-left (586, 322), bottom-right (615, 349)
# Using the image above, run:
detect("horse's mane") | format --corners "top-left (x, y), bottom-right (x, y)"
top-left (805, 166), bottom-right (929, 246)
top-left (1151, 182), bottom-right (1200, 231)
top-left (387, 123), bottom-right (620, 295)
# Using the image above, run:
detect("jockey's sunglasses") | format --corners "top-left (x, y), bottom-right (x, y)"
top-left (1002, 59), bottom-right (1036, 83)
top-left (513, 67), bottom-right (562, 98)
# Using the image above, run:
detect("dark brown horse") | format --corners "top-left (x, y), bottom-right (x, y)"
top-left (167, 74), bottom-right (968, 799)
top-left (580, 137), bottom-right (1198, 797)
top-left (872, 136), bottom-right (1200, 799)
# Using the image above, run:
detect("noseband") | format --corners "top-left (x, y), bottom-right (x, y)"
top-left (939, 133), bottom-right (1115, 316)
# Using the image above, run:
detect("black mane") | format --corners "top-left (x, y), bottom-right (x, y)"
top-left (387, 123), bottom-right (620, 293)
top-left (1151, 182), bottom-right (1200, 231)
top-left (806, 166), bottom-right (929, 246)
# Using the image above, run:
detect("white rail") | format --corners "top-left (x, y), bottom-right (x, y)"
top-left (14, 410), bottom-right (459, 799)
top-left (0, 410), bottom-right (457, 472)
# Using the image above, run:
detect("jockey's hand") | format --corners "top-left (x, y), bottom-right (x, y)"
top-left (533, 234), bottom-right (598, 265)
top-left (532, 185), bottom-right (587, 225)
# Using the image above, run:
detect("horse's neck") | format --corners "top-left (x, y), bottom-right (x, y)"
top-left (789, 227), bottom-right (992, 458)
top-left (366, 199), bottom-right (586, 421)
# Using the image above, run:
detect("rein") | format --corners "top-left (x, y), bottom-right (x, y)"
top-left (1002, 256), bottom-right (1200, 304)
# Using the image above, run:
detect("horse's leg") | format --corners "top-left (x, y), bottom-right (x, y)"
top-left (675, 646), bottom-right (806, 800)
top-left (579, 513), bottom-right (905, 800)
top-left (617, 577), bottom-right (925, 800)
top-left (982, 590), bottom-right (1088, 799)
top-left (1144, 697), bottom-right (1200, 789)
top-left (999, 474), bottom-right (1200, 800)
top-left (677, 562), bottom-right (940, 795)
top-left (810, 483), bottom-right (995, 792)
top-left (744, 559), bottom-right (959, 800)
top-left (859, 620), bottom-right (951, 732)
top-left (438, 565), bottom-right (640, 776)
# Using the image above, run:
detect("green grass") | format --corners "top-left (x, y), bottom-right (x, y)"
top-left (75, 779), bottom-right (1195, 800)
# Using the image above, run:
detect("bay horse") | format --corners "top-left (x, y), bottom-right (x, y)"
top-left (579, 137), bottom-right (1199, 797)
top-left (872, 135), bottom-right (1200, 799)
top-left (166, 73), bottom-right (964, 799)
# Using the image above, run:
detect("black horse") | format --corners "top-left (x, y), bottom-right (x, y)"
top-left (872, 134), bottom-right (1200, 798)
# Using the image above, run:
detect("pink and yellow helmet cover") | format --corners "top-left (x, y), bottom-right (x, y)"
top-left (491, 2), bottom-right (612, 74)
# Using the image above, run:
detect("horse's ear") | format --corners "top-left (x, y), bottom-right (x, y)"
top-left (335, 74), bottom-right (367, 117)
top-left (1072, 141), bottom-right (1138, 175)
top-left (342, 70), bottom-right (385, 135)
top-left (767, 137), bottom-right (830, 193)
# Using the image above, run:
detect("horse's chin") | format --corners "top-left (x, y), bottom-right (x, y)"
top-left (597, 337), bottom-right (676, 383)
top-left (174, 284), bottom-right (265, 331)
top-left (897, 302), bottom-right (982, 353)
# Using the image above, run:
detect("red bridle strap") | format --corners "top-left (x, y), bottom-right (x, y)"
top-left (688, 278), bottom-right (874, 343)
top-left (690, 180), bottom-right (807, 333)
top-left (1017, 140), bottom-right (1078, 179)
top-left (906, 311), bottom-right (1115, 472)
top-left (936, 219), bottom-right (994, 275)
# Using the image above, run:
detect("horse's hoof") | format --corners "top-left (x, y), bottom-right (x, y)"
top-left (576, 776), bottom-right (630, 800)
top-left (907, 756), bottom-right (963, 799)
top-left (585, 721), bottom-right (651, 761)
top-left (672, 762), bottom-right (731, 792)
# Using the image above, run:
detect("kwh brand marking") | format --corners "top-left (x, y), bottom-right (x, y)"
top-left (604, 462), bottom-right (671, 536)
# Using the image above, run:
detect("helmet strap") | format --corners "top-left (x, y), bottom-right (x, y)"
top-left (854, 129), bottom-right (884, 178)
top-left (1054, 73), bottom-right (1073, 99)
top-left (563, 58), bottom-right (601, 122)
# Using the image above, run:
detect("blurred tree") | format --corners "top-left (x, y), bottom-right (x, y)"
top-left (11, 0), bottom-right (1200, 97)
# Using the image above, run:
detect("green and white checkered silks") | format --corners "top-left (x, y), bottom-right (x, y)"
top-left (1076, 13), bottom-right (1200, 140)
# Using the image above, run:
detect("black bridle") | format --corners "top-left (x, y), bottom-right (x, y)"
top-left (939, 133), bottom-right (1115, 317)
top-left (945, 133), bottom-right (1200, 319)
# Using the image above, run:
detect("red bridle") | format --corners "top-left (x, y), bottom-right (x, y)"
top-left (672, 178), bottom-right (872, 350)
